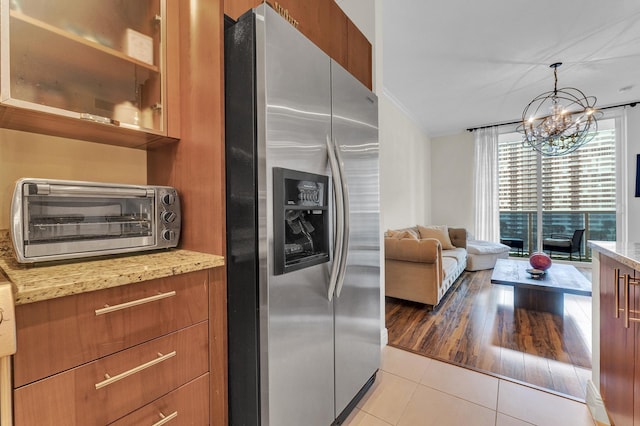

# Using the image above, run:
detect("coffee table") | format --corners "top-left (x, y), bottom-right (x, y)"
top-left (490, 259), bottom-right (592, 315)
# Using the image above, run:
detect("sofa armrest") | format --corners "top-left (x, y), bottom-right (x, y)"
top-left (385, 237), bottom-right (441, 263)
top-left (448, 227), bottom-right (467, 249)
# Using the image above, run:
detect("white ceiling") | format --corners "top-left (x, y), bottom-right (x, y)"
top-left (382, 0), bottom-right (640, 137)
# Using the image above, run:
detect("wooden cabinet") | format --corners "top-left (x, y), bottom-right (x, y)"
top-left (12, 271), bottom-right (212, 425)
top-left (599, 255), bottom-right (639, 426)
top-left (13, 270), bottom-right (208, 387)
top-left (110, 374), bottom-right (210, 426)
top-left (223, 0), bottom-right (372, 90)
top-left (147, 0), bottom-right (227, 422)
top-left (346, 19), bottom-right (372, 91)
top-left (0, 0), bottom-right (180, 148)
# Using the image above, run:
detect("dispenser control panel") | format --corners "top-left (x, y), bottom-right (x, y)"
top-left (273, 168), bottom-right (330, 275)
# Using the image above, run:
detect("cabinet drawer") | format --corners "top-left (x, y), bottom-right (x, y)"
top-left (14, 321), bottom-right (208, 426)
top-left (110, 373), bottom-right (209, 425)
top-left (14, 270), bottom-right (209, 387)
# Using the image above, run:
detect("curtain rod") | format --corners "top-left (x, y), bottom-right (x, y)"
top-left (466, 101), bottom-right (639, 132)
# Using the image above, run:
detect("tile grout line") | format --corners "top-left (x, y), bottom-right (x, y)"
top-left (388, 375), bottom-right (420, 426)
top-left (360, 369), bottom-right (419, 426)
top-left (495, 379), bottom-right (502, 425)
top-left (384, 353), bottom-right (504, 413)
top-left (383, 347), bottom-right (592, 425)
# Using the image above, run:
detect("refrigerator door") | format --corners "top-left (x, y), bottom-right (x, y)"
top-left (260, 6), bottom-right (335, 426)
top-left (330, 61), bottom-right (381, 418)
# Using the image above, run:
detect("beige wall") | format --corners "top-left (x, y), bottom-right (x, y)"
top-left (626, 107), bottom-right (640, 241)
top-left (0, 129), bottom-right (146, 229)
top-left (430, 131), bottom-right (475, 233)
top-left (379, 94), bottom-right (431, 230)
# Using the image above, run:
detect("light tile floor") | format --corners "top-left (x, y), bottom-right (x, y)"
top-left (343, 346), bottom-right (595, 426)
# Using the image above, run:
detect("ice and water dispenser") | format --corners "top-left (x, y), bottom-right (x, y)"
top-left (273, 168), bottom-right (330, 275)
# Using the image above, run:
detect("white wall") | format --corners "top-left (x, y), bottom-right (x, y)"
top-left (340, 0), bottom-right (432, 346)
top-left (430, 131), bottom-right (475, 232)
top-left (339, 0), bottom-right (432, 232)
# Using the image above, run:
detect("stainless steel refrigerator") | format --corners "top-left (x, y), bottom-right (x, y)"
top-left (225, 5), bottom-right (381, 425)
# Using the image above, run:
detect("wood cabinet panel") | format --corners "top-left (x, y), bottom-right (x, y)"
top-left (0, 1), bottom-right (181, 148)
top-left (166, 0), bottom-right (181, 138)
top-left (208, 267), bottom-right (228, 424)
top-left (346, 20), bottom-right (372, 90)
top-left (222, 1), bottom-right (371, 89)
top-left (14, 270), bottom-right (209, 387)
top-left (599, 256), bottom-right (637, 426)
top-left (148, 0), bottom-right (227, 424)
top-left (110, 373), bottom-right (210, 425)
top-left (272, 0), bottom-right (332, 56)
top-left (224, 0), bottom-right (260, 20)
top-left (14, 322), bottom-right (208, 426)
top-left (329, 0), bottom-right (348, 69)
top-left (0, 106), bottom-right (178, 149)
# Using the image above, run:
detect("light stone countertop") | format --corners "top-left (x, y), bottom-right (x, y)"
top-left (588, 240), bottom-right (640, 271)
top-left (0, 230), bottom-right (224, 305)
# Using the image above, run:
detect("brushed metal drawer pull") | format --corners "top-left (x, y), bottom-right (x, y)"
top-left (624, 274), bottom-right (630, 328)
top-left (615, 268), bottom-right (621, 318)
top-left (95, 291), bottom-right (177, 316)
top-left (626, 276), bottom-right (640, 327)
top-left (153, 411), bottom-right (178, 426)
top-left (95, 351), bottom-right (176, 389)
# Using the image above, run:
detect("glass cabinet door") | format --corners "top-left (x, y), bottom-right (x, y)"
top-left (0, 0), bottom-right (166, 134)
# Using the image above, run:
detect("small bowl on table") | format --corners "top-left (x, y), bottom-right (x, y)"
top-left (526, 268), bottom-right (545, 279)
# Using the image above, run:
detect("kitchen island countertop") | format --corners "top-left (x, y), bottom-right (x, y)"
top-left (588, 240), bottom-right (640, 271)
top-left (0, 230), bottom-right (224, 305)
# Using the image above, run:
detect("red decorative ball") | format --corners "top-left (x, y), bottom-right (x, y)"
top-left (529, 252), bottom-right (552, 271)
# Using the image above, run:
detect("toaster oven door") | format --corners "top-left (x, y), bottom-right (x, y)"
top-left (18, 183), bottom-right (156, 261)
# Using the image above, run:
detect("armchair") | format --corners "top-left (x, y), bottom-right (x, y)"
top-left (542, 229), bottom-right (585, 261)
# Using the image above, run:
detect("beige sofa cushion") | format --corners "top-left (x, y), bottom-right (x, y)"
top-left (418, 225), bottom-right (455, 250)
top-left (442, 257), bottom-right (458, 278)
top-left (442, 247), bottom-right (466, 264)
top-left (385, 237), bottom-right (440, 263)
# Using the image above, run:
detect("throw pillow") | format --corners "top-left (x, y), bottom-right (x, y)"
top-left (385, 229), bottom-right (401, 238)
top-left (417, 225), bottom-right (455, 250)
top-left (385, 229), bottom-right (419, 240)
top-left (386, 229), bottom-right (418, 240)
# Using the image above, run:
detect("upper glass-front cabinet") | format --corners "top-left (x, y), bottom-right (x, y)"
top-left (0, 0), bottom-right (167, 136)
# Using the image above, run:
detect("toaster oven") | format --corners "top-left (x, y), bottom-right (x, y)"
top-left (10, 178), bottom-right (181, 263)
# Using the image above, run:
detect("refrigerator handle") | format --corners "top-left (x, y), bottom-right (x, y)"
top-left (333, 139), bottom-right (350, 298)
top-left (326, 136), bottom-right (344, 301)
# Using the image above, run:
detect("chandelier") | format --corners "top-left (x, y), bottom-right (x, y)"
top-left (517, 62), bottom-right (600, 156)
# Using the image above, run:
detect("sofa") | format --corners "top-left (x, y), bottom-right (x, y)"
top-left (385, 225), bottom-right (467, 308)
top-left (465, 239), bottom-right (510, 271)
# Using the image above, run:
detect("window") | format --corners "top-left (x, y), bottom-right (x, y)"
top-left (498, 119), bottom-right (617, 260)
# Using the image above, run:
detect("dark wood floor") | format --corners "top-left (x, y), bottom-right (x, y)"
top-left (385, 268), bottom-right (592, 400)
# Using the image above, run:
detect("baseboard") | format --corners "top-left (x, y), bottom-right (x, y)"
top-left (586, 380), bottom-right (610, 425)
top-left (381, 327), bottom-right (388, 346)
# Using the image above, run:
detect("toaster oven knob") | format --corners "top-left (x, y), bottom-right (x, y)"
top-left (161, 210), bottom-right (177, 223)
top-left (162, 193), bottom-right (175, 206)
top-left (162, 229), bottom-right (175, 241)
